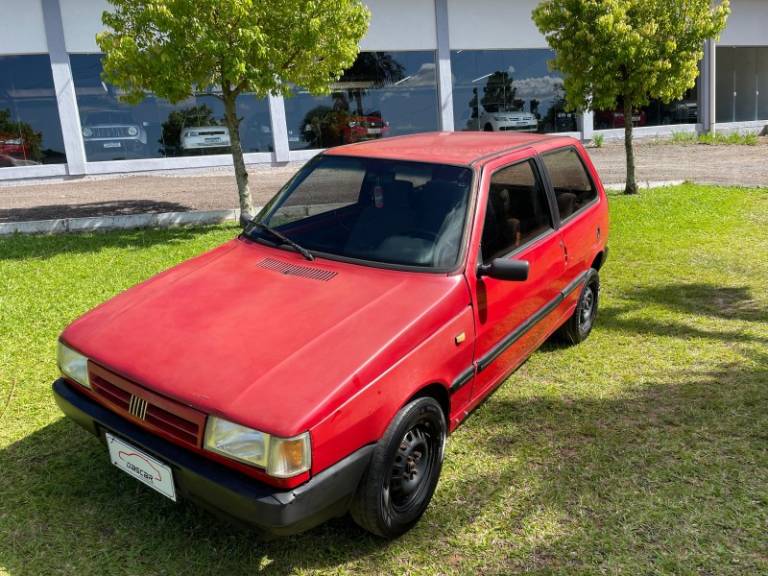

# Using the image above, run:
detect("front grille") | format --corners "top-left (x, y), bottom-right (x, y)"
top-left (89, 363), bottom-right (206, 448)
top-left (91, 126), bottom-right (131, 138)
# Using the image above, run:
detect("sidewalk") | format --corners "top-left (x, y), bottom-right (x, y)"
top-left (1, 139), bottom-right (767, 224)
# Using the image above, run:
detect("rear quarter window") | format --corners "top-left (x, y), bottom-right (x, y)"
top-left (541, 147), bottom-right (598, 221)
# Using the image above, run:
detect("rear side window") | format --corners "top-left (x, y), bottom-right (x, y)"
top-left (541, 148), bottom-right (597, 221)
top-left (482, 160), bottom-right (554, 261)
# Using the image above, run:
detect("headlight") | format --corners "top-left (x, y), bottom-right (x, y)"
top-left (348, 121), bottom-right (358, 128)
top-left (57, 341), bottom-right (91, 389)
top-left (185, 131), bottom-right (198, 137)
top-left (493, 116), bottom-right (506, 121)
top-left (204, 417), bottom-right (311, 477)
top-left (127, 126), bottom-right (139, 136)
top-left (82, 127), bottom-right (93, 137)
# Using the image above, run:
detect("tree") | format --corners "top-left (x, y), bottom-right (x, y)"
top-left (344, 52), bottom-right (405, 114)
top-left (480, 71), bottom-right (517, 114)
top-left (97, 0), bottom-right (370, 223)
top-left (532, 0), bottom-right (729, 194)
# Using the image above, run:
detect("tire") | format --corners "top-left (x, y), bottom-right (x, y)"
top-left (350, 396), bottom-right (446, 538)
top-left (483, 123), bottom-right (494, 132)
top-left (558, 268), bottom-right (600, 345)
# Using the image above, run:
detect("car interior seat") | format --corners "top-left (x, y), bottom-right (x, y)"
top-left (556, 192), bottom-right (577, 220)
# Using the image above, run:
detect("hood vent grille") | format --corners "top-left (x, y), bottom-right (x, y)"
top-left (258, 257), bottom-right (337, 281)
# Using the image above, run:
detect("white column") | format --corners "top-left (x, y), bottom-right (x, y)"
top-left (41, 0), bottom-right (87, 175)
top-left (578, 110), bottom-right (594, 141)
top-left (268, 94), bottom-right (290, 163)
top-left (701, 39), bottom-right (717, 133)
top-left (434, 0), bottom-right (454, 131)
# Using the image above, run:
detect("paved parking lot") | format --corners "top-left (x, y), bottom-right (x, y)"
top-left (1, 138), bottom-right (767, 223)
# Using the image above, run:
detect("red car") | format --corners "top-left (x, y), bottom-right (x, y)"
top-left (54, 132), bottom-right (609, 538)
top-left (0, 134), bottom-right (30, 159)
top-left (342, 114), bottom-right (389, 143)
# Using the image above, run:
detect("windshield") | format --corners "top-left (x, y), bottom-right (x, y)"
top-left (255, 155), bottom-right (474, 269)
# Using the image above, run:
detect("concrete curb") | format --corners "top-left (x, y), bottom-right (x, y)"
top-left (604, 180), bottom-right (686, 191)
top-left (0, 179), bottom-right (688, 236)
top-left (0, 208), bottom-right (242, 236)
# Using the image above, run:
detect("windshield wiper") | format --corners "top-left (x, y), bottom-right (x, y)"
top-left (243, 221), bottom-right (315, 261)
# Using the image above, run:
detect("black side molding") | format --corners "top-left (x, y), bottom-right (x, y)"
top-left (476, 270), bottom-right (589, 372)
top-left (449, 366), bottom-right (475, 393)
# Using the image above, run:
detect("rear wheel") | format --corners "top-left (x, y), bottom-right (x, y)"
top-left (350, 396), bottom-right (446, 538)
top-left (558, 268), bottom-right (599, 345)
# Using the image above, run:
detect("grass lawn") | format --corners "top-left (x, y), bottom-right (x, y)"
top-left (1, 183), bottom-right (766, 575)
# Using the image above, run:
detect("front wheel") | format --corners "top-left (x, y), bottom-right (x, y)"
top-left (350, 396), bottom-right (446, 538)
top-left (557, 268), bottom-right (600, 345)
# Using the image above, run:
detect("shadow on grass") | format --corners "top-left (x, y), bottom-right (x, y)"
top-left (623, 283), bottom-right (768, 323)
top-left (1, 352), bottom-right (765, 575)
top-left (595, 281), bottom-right (768, 346)
top-left (541, 281), bottom-right (768, 354)
top-left (0, 224), bottom-right (237, 262)
top-left (0, 199), bottom-right (192, 224)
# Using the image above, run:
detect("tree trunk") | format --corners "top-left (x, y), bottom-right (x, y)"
top-left (223, 88), bottom-right (256, 225)
top-left (623, 98), bottom-right (638, 195)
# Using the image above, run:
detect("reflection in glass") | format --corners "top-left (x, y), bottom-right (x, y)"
top-left (70, 54), bottom-right (271, 161)
top-left (0, 55), bottom-right (65, 167)
top-left (717, 47), bottom-right (768, 123)
top-left (451, 49), bottom-right (575, 134)
top-left (595, 75), bottom-right (699, 129)
top-left (284, 51), bottom-right (439, 150)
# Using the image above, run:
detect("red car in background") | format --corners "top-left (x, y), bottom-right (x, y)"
top-left (595, 109), bottom-right (647, 129)
top-left (54, 132), bottom-right (609, 538)
top-left (342, 114), bottom-right (390, 143)
top-left (0, 134), bottom-right (30, 160)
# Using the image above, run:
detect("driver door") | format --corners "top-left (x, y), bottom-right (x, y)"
top-left (467, 157), bottom-right (566, 404)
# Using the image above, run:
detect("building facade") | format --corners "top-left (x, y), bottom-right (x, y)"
top-left (0, 0), bottom-right (766, 181)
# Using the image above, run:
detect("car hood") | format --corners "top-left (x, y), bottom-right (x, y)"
top-left (62, 238), bottom-right (468, 437)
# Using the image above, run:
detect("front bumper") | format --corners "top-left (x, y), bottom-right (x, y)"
top-left (52, 378), bottom-right (373, 536)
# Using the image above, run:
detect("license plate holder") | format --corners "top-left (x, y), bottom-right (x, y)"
top-left (106, 432), bottom-right (177, 501)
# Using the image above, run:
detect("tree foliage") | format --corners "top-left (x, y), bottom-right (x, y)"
top-left (480, 72), bottom-right (518, 113)
top-left (97, 0), bottom-right (370, 220)
top-left (532, 0), bottom-right (729, 193)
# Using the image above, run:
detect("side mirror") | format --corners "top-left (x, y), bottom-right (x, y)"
top-left (477, 258), bottom-right (529, 282)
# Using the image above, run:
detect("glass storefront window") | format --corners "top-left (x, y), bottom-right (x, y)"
top-left (0, 55), bottom-right (66, 167)
top-left (70, 55), bottom-right (271, 161)
top-left (283, 51), bottom-right (439, 150)
top-left (594, 78), bottom-right (700, 130)
top-left (716, 47), bottom-right (768, 123)
top-left (451, 49), bottom-right (575, 134)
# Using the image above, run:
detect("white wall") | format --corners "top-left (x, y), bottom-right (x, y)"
top-left (0, 0), bottom-right (48, 54)
top-left (719, 0), bottom-right (768, 46)
top-left (447, 0), bottom-right (547, 50)
top-left (360, 0), bottom-right (436, 51)
top-left (60, 0), bottom-right (110, 52)
top-left (58, 0), bottom-right (437, 54)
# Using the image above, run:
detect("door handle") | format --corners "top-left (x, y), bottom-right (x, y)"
top-left (560, 239), bottom-right (569, 262)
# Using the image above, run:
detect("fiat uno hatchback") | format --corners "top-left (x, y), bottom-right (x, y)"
top-left (54, 132), bottom-right (609, 538)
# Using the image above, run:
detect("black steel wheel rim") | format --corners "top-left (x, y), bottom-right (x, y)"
top-left (384, 417), bottom-right (441, 515)
top-left (579, 284), bottom-right (596, 332)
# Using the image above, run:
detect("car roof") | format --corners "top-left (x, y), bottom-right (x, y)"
top-left (323, 131), bottom-right (578, 167)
